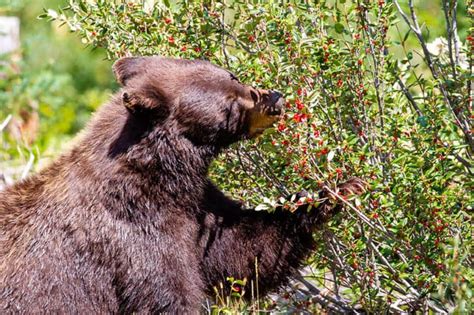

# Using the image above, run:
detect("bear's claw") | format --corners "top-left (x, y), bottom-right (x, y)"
top-left (335, 177), bottom-right (367, 197)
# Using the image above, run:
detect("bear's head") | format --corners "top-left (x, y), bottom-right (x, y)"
top-left (112, 57), bottom-right (284, 149)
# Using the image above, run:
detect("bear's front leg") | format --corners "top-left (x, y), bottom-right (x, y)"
top-left (200, 178), bottom-right (365, 298)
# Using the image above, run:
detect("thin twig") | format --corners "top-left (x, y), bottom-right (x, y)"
top-left (0, 115), bottom-right (12, 132)
top-left (220, 5), bottom-right (231, 69)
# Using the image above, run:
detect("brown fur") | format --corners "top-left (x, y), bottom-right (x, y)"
top-left (0, 57), bottom-right (364, 314)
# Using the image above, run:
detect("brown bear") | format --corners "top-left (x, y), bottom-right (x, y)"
top-left (0, 57), bottom-right (364, 314)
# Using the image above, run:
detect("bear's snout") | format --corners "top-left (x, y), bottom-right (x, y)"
top-left (266, 90), bottom-right (284, 116)
top-left (247, 90), bottom-right (285, 137)
top-left (257, 90), bottom-right (284, 116)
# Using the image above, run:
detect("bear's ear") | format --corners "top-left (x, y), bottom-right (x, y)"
top-left (122, 86), bottom-right (169, 119)
top-left (113, 57), bottom-right (146, 86)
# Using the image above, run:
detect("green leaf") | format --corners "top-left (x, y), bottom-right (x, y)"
top-left (335, 23), bottom-right (344, 34)
top-left (416, 116), bottom-right (428, 127)
top-left (403, 29), bottom-right (411, 43)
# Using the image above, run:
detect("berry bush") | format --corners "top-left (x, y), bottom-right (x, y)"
top-left (44, 0), bottom-right (472, 313)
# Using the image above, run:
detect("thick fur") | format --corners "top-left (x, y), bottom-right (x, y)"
top-left (0, 57), bottom-right (363, 314)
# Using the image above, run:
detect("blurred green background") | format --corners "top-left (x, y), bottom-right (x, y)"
top-left (1, 0), bottom-right (116, 176)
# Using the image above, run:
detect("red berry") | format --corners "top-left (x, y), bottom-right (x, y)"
top-left (277, 122), bottom-right (286, 132)
top-left (295, 99), bottom-right (304, 110)
top-left (293, 113), bottom-right (302, 123)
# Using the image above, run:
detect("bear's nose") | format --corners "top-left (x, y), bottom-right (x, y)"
top-left (269, 90), bottom-right (283, 104)
top-left (268, 90), bottom-right (284, 115)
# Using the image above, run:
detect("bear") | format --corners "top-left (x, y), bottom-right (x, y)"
top-left (0, 57), bottom-right (364, 314)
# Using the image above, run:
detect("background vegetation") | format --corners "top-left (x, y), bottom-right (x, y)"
top-left (0, 0), bottom-right (112, 187)
top-left (1, 0), bottom-right (472, 313)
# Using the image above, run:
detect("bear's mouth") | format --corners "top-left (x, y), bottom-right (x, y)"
top-left (263, 93), bottom-right (285, 116)
top-left (247, 113), bottom-right (280, 137)
top-left (247, 96), bottom-right (284, 138)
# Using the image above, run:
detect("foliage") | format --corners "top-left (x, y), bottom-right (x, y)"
top-left (0, 0), bottom-right (112, 184)
top-left (5, 0), bottom-right (472, 313)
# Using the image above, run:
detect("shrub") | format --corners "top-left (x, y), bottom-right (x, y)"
top-left (44, 0), bottom-right (472, 313)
